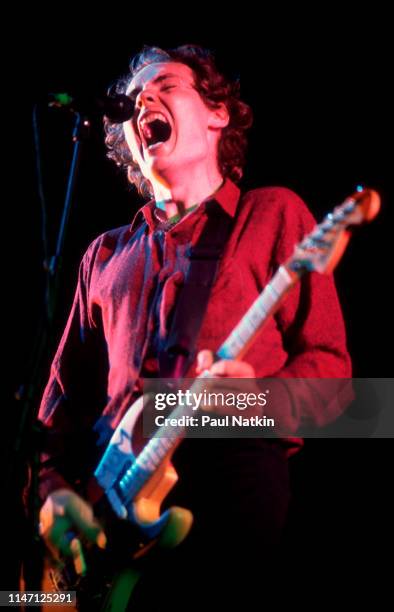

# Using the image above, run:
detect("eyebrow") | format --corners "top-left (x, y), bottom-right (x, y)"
top-left (128, 73), bottom-right (184, 96)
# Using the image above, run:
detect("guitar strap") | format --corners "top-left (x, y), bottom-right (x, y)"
top-left (158, 198), bottom-right (235, 378)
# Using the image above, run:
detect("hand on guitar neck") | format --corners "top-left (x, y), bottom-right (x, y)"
top-left (196, 349), bottom-right (264, 419)
top-left (196, 349), bottom-right (255, 378)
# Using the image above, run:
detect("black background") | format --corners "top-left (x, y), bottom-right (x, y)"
top-left (5, 10), bottom-right (393, 601)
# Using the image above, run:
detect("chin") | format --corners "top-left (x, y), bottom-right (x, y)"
top-left (148, 157), bottom-right (173, 178)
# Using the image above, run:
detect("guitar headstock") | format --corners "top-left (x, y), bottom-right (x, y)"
top-left (287, 187), bottom-right (381, 275)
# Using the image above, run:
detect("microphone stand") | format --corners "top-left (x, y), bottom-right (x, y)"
top-left (10, 109), bottom-right (90, 593)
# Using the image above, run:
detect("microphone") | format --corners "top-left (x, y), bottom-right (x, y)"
top-left (47, 92), bottom-right (135, 123)
top-left (95, 93), bottom-right (135, 123)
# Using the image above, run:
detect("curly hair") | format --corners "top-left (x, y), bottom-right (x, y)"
top-left (104, 45), bottom-right (253, 199)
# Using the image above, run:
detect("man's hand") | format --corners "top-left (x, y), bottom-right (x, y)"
top-left (39, 489), bottom-right (106, 563)
top-left (196, 350), bottom-right (256, 378)
top-left (195, 350), bottom-right (263, 418)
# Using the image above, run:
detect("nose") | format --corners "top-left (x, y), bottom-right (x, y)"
top-left (136, 88), bottom-right (157, 110)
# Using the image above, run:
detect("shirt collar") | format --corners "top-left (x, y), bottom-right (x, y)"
top-left (129, 178), bottom-right (241, 233)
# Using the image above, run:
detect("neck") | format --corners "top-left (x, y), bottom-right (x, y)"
top-left (152, 163), bottom-right (224, 218)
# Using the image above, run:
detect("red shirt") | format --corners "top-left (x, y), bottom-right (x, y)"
top-left (38, 179), bottom-right (352, 499)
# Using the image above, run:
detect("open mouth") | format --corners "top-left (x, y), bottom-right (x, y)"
top-left (139, 112), bottom-right (172, 149)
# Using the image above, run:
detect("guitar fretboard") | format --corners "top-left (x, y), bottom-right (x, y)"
top-left (217, 264), bottom-right (297, 360)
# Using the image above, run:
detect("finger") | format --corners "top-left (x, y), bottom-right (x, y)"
top-left (196, 350), bottom-right (214, 374)
top-left (39, 497), bottom-right (58, 536)
top-left (66, 497), bottom-right (106, 548)
top-left (210, 359), bottom-right (255, 377)
top-left (70, 537), bottom-right (87, 576)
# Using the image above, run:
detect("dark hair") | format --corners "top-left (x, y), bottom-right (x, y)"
top-left (104, 45), bottom-right (253, 199)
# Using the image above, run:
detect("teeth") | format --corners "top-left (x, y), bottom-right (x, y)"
top-left (140, 112), bottom-right (168, 130)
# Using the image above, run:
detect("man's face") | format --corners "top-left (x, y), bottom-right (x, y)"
top-left (123, 61), bottom-right (227, 183)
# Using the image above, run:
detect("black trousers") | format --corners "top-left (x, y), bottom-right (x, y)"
top-left (129, 439), bottom-right (291, 610)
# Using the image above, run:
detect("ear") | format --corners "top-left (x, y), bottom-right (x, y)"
top-left (208, 103), bottom-right (230, 129)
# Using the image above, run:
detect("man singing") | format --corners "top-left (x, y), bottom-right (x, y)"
top-left (38, 45), bottom-right (351, 609)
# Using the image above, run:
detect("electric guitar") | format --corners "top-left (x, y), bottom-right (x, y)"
top-left (47, 187), bottom-right (380, 610)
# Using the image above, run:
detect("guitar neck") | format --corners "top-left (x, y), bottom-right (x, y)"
top-left (217, 263), bottom-right (299, 361)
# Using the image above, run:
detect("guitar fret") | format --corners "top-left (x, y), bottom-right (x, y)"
top-left (248, 306), bottom-right (263, 326)
top-left (136, 454), bottom-right (156, 472)
top-left (266, 281), bottom-right (279, 298)
top-left (119, 463), bottom-right (151, 500)
top-left (260, 293), bottom-right (276, 310)
top-left (146, 442), bottom-right (164, 465)
top-left (242, 314), bottom-right (258, 334)
top-left (157, 437), bottom-right (171, 451)
top-left (234, 324), bottom-right (251, 343)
